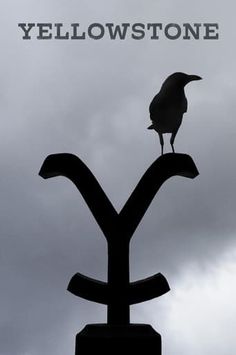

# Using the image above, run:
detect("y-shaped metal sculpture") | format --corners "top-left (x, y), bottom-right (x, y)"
top-left (39, 153), bottom-right (198, 354)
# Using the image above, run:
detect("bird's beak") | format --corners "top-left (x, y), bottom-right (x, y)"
top-left (187, 75), bottom-right (202, 82)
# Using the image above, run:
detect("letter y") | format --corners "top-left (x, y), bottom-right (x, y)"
top-left (18, 23), bottom-right (35, 39)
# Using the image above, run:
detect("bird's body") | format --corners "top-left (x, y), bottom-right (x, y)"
top-left (148, 72), bottom-right (202, 154)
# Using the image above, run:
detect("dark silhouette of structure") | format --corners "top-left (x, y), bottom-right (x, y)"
top-left (39, 153), bottom-right (198, 354)
top-left (148, 72), bottom-right (202, 155)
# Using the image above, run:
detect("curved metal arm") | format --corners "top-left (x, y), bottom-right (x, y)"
top-left (67, 272), bottom-right (170, 305)
top-left (39, 153), bottom-right (118, 241)
top-left (119, 153), bottom-right (199, 240)
top-left (128, 273), bottom-right (170, 304)
top-left (67, 273), bottom-right (108, 304)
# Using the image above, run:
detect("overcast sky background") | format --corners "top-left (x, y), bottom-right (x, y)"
top-left (0, 1), bottom-right (236, 354)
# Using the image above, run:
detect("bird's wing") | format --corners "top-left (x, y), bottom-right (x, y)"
top-left (149, 91), bottom-right (188, 119)
top-left (149, 93), bottom-right (168, 116)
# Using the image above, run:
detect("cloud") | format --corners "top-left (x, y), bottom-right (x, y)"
top-left (164, 246), bottom-right (236, 355)
top-left (132, 245), bottom-right (236, 355)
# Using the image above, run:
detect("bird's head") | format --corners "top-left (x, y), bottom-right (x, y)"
top-left (163, 72), bottom-right (202, 89)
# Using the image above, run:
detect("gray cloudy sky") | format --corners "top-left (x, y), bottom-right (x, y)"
top-left (0, 0), bottom-right (236, 354)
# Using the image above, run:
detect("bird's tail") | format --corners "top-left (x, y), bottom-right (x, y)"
top-left (147, 124), bottom-right (154, 129)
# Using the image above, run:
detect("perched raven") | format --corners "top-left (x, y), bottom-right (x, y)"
top-left (148, 72), bottom-right (202, 155)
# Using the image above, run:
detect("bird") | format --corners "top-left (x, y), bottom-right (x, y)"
top-left (148, 72), bottom-right (202, 155)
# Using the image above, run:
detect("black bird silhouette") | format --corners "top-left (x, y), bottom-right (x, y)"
top-left (148, 72), bottom-right (202, 155)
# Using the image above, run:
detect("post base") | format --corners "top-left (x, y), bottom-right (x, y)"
top-left (75, 324), bottom-right (161, 355)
